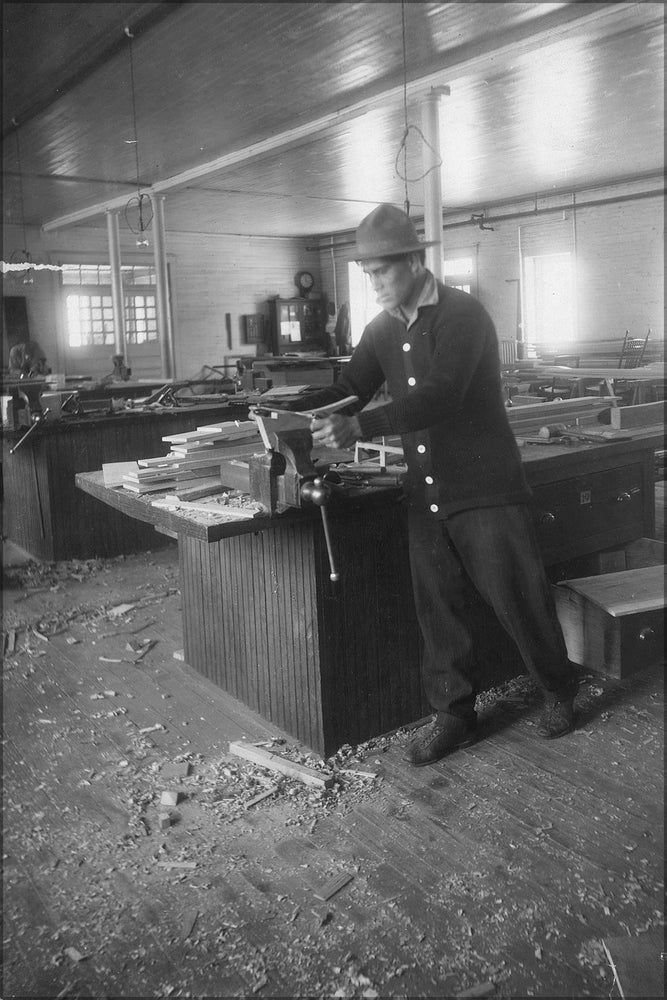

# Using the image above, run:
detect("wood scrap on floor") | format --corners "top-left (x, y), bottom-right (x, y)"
top-left (2, 545), bottom-right (664, 999)
top-left (313, 871), bottom-right (354, 901)
top-left (229, 740), bottom-right (334, 789)
top-left (602, 932), bottom-right (664, 999)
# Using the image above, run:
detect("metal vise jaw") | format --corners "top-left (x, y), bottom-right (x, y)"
top-left (248, 426), bottom-right (317, 515)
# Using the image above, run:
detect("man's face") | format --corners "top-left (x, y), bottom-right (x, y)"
top-left (362, 255), bottom-right (420, 311)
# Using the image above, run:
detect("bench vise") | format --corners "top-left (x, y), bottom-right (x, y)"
top-left (248, 413), bottom-right (340, 581)
top-left (249, 424), bottom-right (318, 515)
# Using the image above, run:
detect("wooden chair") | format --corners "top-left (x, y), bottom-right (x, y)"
top-left (618, 329), bottom-right (650, 369)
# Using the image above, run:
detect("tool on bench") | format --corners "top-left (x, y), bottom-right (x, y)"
top-left (517, 422), bottom-right (633, 447)
top-left (8, 407), bottom-right (51, 453)
top-left (538, 423), bottom-right (631, 443)
top-left (517, 432), bottom-right (580, 447)
top-left (245, 410), bottom-right (341, 580)
top-left (232, 397), bottom-right (361, 582)
top-left (252, 395), bottom-right (359, 422)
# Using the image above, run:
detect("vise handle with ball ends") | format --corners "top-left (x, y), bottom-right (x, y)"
top-left (300, 476), bottom-right (339, 582)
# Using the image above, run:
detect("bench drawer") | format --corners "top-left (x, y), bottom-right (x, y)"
top-left (553, 563), bottom-right (665, 678)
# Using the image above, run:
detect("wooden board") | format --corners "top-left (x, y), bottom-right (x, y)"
top-left (557, 564), bottom-right (665, 616)
top-left (602, 932), bottom-right (665, 998)
top-left (610, 400), bottom-right (664, 429)
top-left (228, 741), bottom-right (334, 788)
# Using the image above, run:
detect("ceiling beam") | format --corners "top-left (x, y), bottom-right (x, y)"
top-left (41, 0), bottom-right (639, 233)
top-left (2, 1), bottom-right (188, 139)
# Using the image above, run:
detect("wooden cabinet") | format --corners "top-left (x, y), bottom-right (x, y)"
top-left (268, 297), bottom-right (328, 355)
top-left (531, 462), bottom-right (647, 564)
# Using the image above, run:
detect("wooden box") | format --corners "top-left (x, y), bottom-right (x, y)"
top-left (553, 540), bottom-right (665, 678)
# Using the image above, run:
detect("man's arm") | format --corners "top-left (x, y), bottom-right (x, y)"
top-left (356, 314), bottom-right (490, 440)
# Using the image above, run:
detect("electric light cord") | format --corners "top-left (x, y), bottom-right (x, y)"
top-left (394, 1), bottom-right (443, 216)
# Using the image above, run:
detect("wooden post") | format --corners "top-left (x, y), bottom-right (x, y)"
top-left (150, 194), bottom-right (175, 379)
top-left (420, 87), bottom-right (448, 282)
top-left (106, 210), bottom-right (127, 359)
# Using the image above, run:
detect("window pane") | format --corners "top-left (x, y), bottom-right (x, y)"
top-left (348, 262), bottom-right (382, 348)
top-left (124, 292), bottom-right (158, 343)
top-left (122, 265), bottom-right (156, 286)
top-left (523, 252), bottom-right (574, 344)
top-left (64, 264), bottom-right (158, 346)
top-left (444, 257), bottom-right (474, 276)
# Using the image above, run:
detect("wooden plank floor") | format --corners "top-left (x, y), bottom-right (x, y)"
top-left (2, 531), bottom-right (664, 999)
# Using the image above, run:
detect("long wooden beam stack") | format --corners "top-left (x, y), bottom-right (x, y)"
top-left (506, 396), bottom-right (610, 435)
top-left (121, 420), bottom-right (260, 497)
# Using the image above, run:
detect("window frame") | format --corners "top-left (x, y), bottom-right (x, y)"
top-left (522, 250), bottom-right (575, 346)
top-left (61, 263), bottom-right (158, 350)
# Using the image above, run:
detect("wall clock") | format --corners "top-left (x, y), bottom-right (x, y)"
top-left (295, 270), bottom-right (315, 297)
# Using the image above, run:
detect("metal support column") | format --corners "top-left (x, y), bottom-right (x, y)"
top-left (420, 86), bottom-right (448, 281)
top-left (106, 209), bottom-right (127, 358)
top-left (150, 193), bottom-right (175, 379)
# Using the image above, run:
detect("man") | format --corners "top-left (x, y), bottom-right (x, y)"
top-left (8, 340), bottom-right (50, 377)
top-left (293, 203), bottom-right (578, 766)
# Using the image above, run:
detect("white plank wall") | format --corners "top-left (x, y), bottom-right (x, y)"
top-left (2, 182), bottom-right (663, 377)
top-left (2, 224), bottom-right (322, 378)
top-left (317, 185), bottom-right (664, 352)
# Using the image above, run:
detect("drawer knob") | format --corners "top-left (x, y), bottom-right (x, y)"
top-left (540, 512), bottom-right (556, 525)
top-left (616, 492), bottom-right (632, 503)
top-left (639, 627), bottom-right (656, 641)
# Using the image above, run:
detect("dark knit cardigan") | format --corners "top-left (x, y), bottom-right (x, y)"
top-left (295, 281), bottom-right (530, 518)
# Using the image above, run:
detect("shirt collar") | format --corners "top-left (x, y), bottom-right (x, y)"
top-left (389, 270), bottom-right (438, 329)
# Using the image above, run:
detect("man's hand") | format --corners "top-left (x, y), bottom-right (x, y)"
top-left (310, 414), bottom-right (362, 450)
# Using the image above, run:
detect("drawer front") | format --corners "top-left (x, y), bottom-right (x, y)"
top-left (532, 463), bottom-right (645, 562)
top-left (618, 609), bottom-right (665, 678)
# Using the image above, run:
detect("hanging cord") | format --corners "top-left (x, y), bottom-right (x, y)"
top-left (394, 0), bottom-right (443, 216)
top-left (124, 26), bottom-right (152, 237)
top-left (126, 28), bottom-right (142, 196)
top-left (11, 119), bottom-right (31, 262)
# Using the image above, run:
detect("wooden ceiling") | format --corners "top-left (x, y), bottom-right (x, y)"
top-left (2, 2), bottom-right (664, 240)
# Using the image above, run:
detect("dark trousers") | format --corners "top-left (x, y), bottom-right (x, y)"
top-left (407, 503), bottom-right (576, 722)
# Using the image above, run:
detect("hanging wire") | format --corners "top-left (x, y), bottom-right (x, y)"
top-left (124, 26), bottom-right (152, 241)
top-left (12, 118), bottom-right (31, 265)
top-left (394, 0), bottom-right (443, 215)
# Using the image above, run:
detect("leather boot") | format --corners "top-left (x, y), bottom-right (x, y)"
top-left (538, 684), bottom-right (577, 739)
top-left (405, 715), bottom-right (477, 767)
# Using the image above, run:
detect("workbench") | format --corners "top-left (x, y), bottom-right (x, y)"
top-left (76, 429), bottom-right (662, 756)
top-left (3, 402), bottom-right (247, 561)
top-left (504, 361), bottom-right (665, 404)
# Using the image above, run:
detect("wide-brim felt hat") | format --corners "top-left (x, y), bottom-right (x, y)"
top-left (352, 203), bottom-right (440, 261)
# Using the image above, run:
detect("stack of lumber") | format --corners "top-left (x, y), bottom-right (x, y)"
top-left (121, 419), bottom-right (259, 499)
top-left (507, 396), bottom-right (610, 435)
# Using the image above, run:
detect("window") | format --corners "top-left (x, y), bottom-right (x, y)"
top-left (62, 264), bottom-right (157, 347)
top-left (348, 261), bottom-right (382, 347)
top-left (523, 252), bottom-right (575, 345)
top-left (443, 255), bottom-right (474, 294)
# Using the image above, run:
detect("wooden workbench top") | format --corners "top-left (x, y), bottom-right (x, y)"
top-left (76, 426), bottom-right (662, 545)
top-left (3, 401), bottom-right (249, 439)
